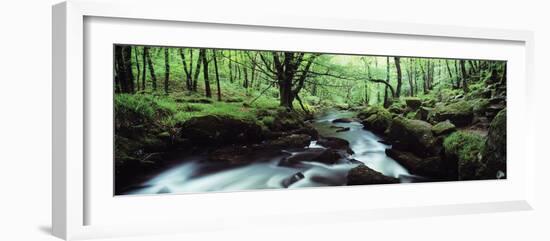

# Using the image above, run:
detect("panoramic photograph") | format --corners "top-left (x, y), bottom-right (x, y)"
top-left (113, 45), bottom-right (507, 195)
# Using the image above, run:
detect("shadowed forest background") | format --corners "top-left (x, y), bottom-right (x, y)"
top-left (114, 45), bottom-right (507, 195)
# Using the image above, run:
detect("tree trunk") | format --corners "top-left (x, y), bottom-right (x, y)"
top-left (445, 59), bottom-right (453, 87)
top-left (134, 47), bottom-right (141, 91)
top-left (406, 59), bottom-right (414, 96)
top-left (213, 50), bottom-right (222, 101)
top-left (145, 47), bottom-right (157, 91)
top-left (141, 46), bottom-right (147, 91)
top-left (114, 46), bottom-right (135, 93)
top-left (383, 57), bottom-right (390, 107)
top-left (193, 49), bottom-right (203, 91)
top-left (394, 57), bottom-right (402, 98)
top-left (460, 59), bottom-right (469, 92)
top-left (179, 48), bottom-right (192, 90)
top-left (164, 48), bottom-right (170, 95)
top-left (201, 49), bottom-right (212, 98)
top-left (228, 51), bottom-right (234, 83)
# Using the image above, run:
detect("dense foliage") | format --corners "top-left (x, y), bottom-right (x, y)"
top-left (114, 45), bottom-right (507, 194)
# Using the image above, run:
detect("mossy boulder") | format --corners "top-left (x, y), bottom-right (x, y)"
top-left (404, 97), bottom-right (422, 110)
top-left (443, 131), bottom-right (486, 180)
top-left (385, 149), bottom-right (446, 178)
top-left (180, 115), bottom-right (264, 145)
top-left (432, 120), bottom-right (456, 136)
top-left (481, 109), bottom-right (506, 179)
top-left (347, 164), bottom-right (399, 185)
top-left (471, 98), bottom-right (490, 115)
top-left (387, 117), bottom-right (437, 157)
top-left (270, 109), bottom-right (304, 131)
top-left (431, 101), bottom-right (474, 127)
top-left (265, 134), bottom-right (312, 150)
top-left (357, 106), bottom-right (387, 120)
top-left (361, 107), bottom-right (392, 134)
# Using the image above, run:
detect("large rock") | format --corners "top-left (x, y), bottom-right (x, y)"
top-left (357, 106), bottom-right (387, 120)
top-left (332, 118), bottom-right (354, 123)
top-left (431, 101), bottom-right (474, 127)
top-left (432, 120), bottom-right (456, 136)
top-left (387, 117), bottom-right (437, 157)
top-left (481, 109), bottom-right (506, 179)
top-left (311, 149), bottom-right (345, 164)
top-left (361, 107), bottom-right (392, 134)
top-left (265, 134), bottom-right (311, 150)
top-left (385, 149), bottom-right (447, 178)
top-left (347, 164), bottom-right (399, 185)
top-left (281, 172), bottom-right (305, 187)
top-left (279, 148), bottom-right (325, 166)
top-left (316, 136), bottom-right (354, 154)
top-left (181, 115), bottom-right (264, 145)
top-left (442, 131), bottom-right (485, 180)
top-left (207, 145), bottom-right (282, 165)
top-left (404, 97), bottom-right (422, 110)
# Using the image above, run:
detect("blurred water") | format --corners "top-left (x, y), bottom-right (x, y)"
top-left (127, 110), bottom-right (413, 195)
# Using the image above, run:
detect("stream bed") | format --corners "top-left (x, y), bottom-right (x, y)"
top-left (126, 110), bottom-right (418, 195)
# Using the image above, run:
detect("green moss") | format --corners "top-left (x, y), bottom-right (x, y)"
top-left (471, 98), bottom-right (490, 115)
top-left (444, 131), bottom-right (484, 161)
top-left (432, 120), bottom-right (456, 136)
top-left (357, 105), bottom-right (387, 120)
top-left (443, 131), bottom-right (486, 179)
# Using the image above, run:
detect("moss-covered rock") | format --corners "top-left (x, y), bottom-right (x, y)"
top-left (471, 98), bottom-right (490, 115)
top-left (385, 149), bottom-right (446, 178)
top-left (431, 101), bottom-right (474, 127)
top-left (361, 107), bottom-right (392, 134)
top-left (265, 134), bottom-right (312, 150)
top-left (387, 117), bottom-right (437, 157)
top-left (357, 106), bottom-right (387, 120)
top-left (481, 109), bottom-right (506, 179)
top-left (443, 131), bottom-right (485, 180)
top-left (180, 115), bottom-right (264, 145)
top-left (432, 120), bottom-right (456, 136)
top-left (404, 97), bottom-right (422, 110)
top-left (347, 164), bottom-right (399, 185)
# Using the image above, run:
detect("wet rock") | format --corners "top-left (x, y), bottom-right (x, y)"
top-left (387, 117), bottom-right (437, 157)
top-left (282, 172), bottom-right (305, 188)
top-left (385, 149), bottom-right (447, 178)
top-left (335, 127), bottom-right (351, 132)
top-left (432, 120), bottom-right (456, 136)
top-left (311, 149), bottom-right (345, 164)
top-left (347, 164), bottom-right (399, 185)
top-left (332, 118), bottom-right (355, 123)
top-left (481, 109), bottom-right (506, 179)
top-left (357, 106), bottom-right (387, 120)
top-left (265, 134), bottom-right (311, 150)
top-left (316, 136), bottom-right (354, 154)
top-left (207, 145), bottom-right (281, 165)
top-left (330, 125), bottom-right (350, 132)
top-left (358, 106), bottom-right (392, 134)
top-left (180, 115), bottom-right (264, 145)
top-left (404, 97), bottom-right (422, 110)
top-left (430, 101), bottom-right (474, 127)
top-left (279, 148), bottom-right (325, 166)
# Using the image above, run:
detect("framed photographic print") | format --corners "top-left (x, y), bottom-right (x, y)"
top-left (52, 0), bottom-right (535, 240)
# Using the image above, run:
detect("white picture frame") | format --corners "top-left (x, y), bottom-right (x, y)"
top-left (52, 0), bottom-right (536, 240)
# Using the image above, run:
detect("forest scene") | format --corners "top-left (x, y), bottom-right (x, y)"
top-left (114, 44), bottom-right (507, 195)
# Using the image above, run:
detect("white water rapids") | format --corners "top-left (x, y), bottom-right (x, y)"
top-left (127, 110), bottom-right (413, 195)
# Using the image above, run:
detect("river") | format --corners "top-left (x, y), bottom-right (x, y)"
top-left (126, 110), bottom-right (415, 195)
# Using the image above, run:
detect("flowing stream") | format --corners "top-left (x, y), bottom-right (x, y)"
top-left (127, 110), bottom-right (414, 195)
